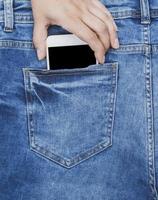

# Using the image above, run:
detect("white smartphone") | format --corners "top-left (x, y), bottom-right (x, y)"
top-left (46, 34), bottom-right (98, 70)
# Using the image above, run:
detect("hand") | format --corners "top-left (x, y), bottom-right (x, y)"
top-left (31, 0), bottom-right (119, 64)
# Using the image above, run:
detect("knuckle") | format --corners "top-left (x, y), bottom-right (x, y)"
top-left (106, 41), bottom-right (110, 50)
top-left (101, 45), bottom-right (106, 52)
top-left (106, 11), bottom-right (112, 18)
top-left (102, 40), bottom-right (108, 48)
top-left (96, 42), bottom-right (105, 53)
top-left (109, 24), bottom-right (116, 33)
top-left (87, 35), bottom-right (99, 50)
top-left (88, 33), bottom-right (98, 43)
top-left (97, 24), bottom-right (107, 33)
top-left (32, 38), bottom-right (39, 48)
top-left (106, 42), bottom-right (110, 50)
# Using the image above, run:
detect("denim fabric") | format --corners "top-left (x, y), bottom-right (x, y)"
top-left (23, 63), bottom-right (118, 169)
top-left (1, 0), bottom-right (158, 199)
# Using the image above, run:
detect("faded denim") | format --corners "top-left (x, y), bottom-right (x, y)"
top-left (1, 0), bottom-right (158, 199)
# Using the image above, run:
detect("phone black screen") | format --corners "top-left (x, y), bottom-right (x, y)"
top-left (48, 45), bottom-right (96, 70)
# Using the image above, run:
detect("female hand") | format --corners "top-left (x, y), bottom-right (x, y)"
top-left (31, 0), bottom-right (119, 64)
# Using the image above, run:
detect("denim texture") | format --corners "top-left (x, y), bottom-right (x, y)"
top-left (23, 63), bottom-right (118, 169)
top-left (1, 0), bottom-right (158, 199)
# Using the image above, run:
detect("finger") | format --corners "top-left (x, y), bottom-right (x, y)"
top-left (92, 0), bottom-right (118, 31)
top-left (60, 16), bottom-right (105, 63)
top-left (87, 2), bottom-right (119, 49)
top-left (32, 20), bottom-right (49, 60)
top-left (80, 11), bottom-right (110, 51)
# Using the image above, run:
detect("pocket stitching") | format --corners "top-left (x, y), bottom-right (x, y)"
top-left (28, 78), bottom-right (113, 168)
top-left (24, 62), bottom-right (118, 76)
top-left (27, 69), bottom-right (115, 77)
top-left (23, 62), bottom-right (118, 168)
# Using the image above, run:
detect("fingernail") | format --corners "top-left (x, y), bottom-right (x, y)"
top-left (37, 48), bottom-right (43, 60)
top-left (114, 38), bottom-right (119, 49)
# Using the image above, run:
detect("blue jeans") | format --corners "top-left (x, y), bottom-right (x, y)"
top-left (1, 0), bottom-right (158, 199)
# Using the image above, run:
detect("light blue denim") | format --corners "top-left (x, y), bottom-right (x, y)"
top-left (1, 0), bottom-right (158, 199)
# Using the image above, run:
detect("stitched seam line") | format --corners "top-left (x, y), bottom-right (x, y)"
top-left (24, 65), bottom-right (117, 168)
top-left (29, 79), bottom-right (115, 168)
top-left (144, 31), bottom-right (158, 198)
top-left (0, 9), bottom-right (158, 23)
top-left (2, 40), bottom-right (158, 54)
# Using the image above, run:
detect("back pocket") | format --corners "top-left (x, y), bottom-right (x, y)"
top-left (22, 62), bottom-right (118, 168)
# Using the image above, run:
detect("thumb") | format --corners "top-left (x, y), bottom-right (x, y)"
top-left (33, 20), bottom-right (49, 60)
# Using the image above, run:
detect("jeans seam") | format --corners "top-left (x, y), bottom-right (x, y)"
top-left (144, 44), bottom-right (158, 199)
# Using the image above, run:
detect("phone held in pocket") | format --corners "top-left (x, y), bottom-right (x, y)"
top-left (46, 34), bottom-right (98, 70)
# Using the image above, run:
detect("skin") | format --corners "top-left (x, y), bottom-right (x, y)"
top-left (31, 0), bottom-right (119, 64)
